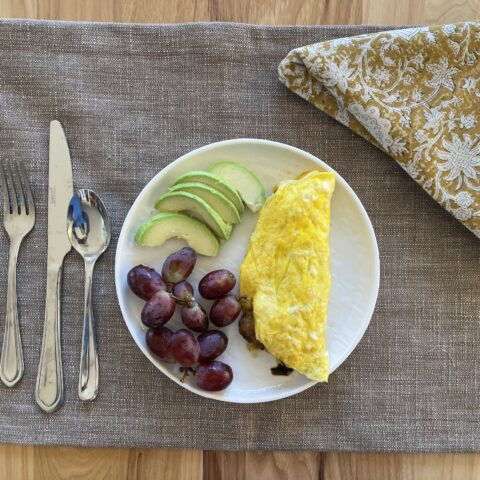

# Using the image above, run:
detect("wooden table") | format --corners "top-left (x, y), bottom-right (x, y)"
top-left (0, 1), bottom-right (479, 479)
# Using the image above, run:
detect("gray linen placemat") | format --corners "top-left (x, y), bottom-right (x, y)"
top-left (0, 19), bottom-right (478, 452)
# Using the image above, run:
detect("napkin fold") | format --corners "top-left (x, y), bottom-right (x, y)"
top-left (279, 21), bottom-right (480, 238)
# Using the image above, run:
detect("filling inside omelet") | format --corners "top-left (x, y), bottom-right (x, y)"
top-left (239, 171), bottom-right (335, 382)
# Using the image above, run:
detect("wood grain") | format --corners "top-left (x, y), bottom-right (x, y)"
top-left (203, 451), bottom-right (246, 480)
top-left (203, 451), bottom-right (323, 480)
top-left (0, 445), bottom-right (202, 480)
top-left (324, 453), bottom-right (480, 480)
top-left (2, 0), bottom-right (479, 24)
top-left (0, 0), bottom-right (479, 479)
top-left (244, 451), bottom-right (324, 480)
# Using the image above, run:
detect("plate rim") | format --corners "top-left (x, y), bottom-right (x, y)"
top-left (115, 138), bottom-right (380, 403)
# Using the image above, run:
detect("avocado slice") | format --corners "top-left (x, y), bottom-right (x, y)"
top-left (155, 191), bottom-right (232, 240)
top-left (209, 162), bottom-right (266, 212)
top-left (173, 171), bottom-right (244, 214)
top-left (135, 212), bottom-right (219, 256)
top-left (169, 182), bottom-right (241, 224)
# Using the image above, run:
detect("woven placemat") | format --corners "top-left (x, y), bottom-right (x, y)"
top-left (0, 19), bottom-right (478, 452)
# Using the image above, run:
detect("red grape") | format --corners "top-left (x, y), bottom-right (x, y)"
top-left (128, 265), bottom-right (166, 300)
top-left (181, 303), bottom-right (208, 332)
top-left (196, 361), bottom-right (233, 391)
top-left (162, 247), bottom-right (197, 284)
top-left (210, 295), bottom-right (241, 327)
top-left (198, 330), bottom-right (228, 363)
top-left (146, 327), bottom-right (175, 363)
top-left (141, 291), bottom-right (176, 328)
top-left (199, 269), bottom-right (236, 299)
top-left (170, 329), bottom-right (199, 367)
top-left (172, 281), bottom-right (194, 305)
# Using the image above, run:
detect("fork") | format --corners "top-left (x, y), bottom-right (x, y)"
top-left (0, 161), bottom-right (35, 387)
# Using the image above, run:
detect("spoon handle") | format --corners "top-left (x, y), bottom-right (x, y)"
top-left (78, 259), bottom-right (99, 401)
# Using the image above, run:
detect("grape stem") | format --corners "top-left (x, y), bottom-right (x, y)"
top-left (170, 294), bottom-right (195, 307)
top-left (179, 367), bottom-right (196, 382)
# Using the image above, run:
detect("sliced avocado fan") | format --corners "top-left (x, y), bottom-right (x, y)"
top-left (169, 182), bottom-right (241, 224)
top-left (155, 190), bottom-right (232, 240)
top-left (173, 170), bottom-right (244, 214)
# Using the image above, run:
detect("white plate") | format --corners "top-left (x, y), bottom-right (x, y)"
top-left (115, 139), bottom-right (380, 403)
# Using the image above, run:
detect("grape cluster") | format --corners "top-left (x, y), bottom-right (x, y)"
top-left (127, 247), bottom-right (242, 392)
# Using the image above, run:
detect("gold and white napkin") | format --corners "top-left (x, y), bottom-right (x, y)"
top-left (279, 21), bottom-right (480, 238)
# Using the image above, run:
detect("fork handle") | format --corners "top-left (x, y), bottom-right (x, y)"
top-left (0, 238), bottom-right (24, 387)
top-left (35, 264), bottom-right (64, 413)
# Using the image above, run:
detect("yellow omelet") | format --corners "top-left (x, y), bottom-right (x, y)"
top-left (239, 171), bottom-right (335, 382)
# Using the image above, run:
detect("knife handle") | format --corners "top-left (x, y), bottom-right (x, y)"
top-left (36, 265), bottom-right (64, 413)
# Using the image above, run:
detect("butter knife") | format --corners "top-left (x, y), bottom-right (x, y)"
top-left (35, 121), bottom-right (73, 413)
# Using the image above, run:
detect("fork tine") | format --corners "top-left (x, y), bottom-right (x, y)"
top-left (0, 163), bottom-right (11, 216)
top-left (6, 162), bottom-right (18, 214)
top-left (11, 161), bottom-right (25, 215)
top-left (18, 162), bottom-right (34, 216)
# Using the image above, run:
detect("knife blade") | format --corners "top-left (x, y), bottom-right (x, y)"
top-left (35, 120), bottom-right (73, 413)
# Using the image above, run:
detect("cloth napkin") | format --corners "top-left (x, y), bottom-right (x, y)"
top-left (279, 21), bottom-right (480, 238)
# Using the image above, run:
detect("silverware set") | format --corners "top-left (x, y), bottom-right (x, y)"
top-left (0, 120), bottom-right (111, 413)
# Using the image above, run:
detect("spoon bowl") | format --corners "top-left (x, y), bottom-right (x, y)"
top-left (67, 190), bottom-right (111, 260)
top-left (67, 189), bottom-right (111, 401)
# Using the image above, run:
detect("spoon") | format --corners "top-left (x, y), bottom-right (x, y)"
top-left (67, 189), bottom-right (111, 401)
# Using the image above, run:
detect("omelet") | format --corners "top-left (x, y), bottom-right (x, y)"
top-left (239, 171), bottom-right (335, 382)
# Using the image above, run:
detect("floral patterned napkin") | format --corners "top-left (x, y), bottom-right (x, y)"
top-left (278, 21), bottom-right (480, 238)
